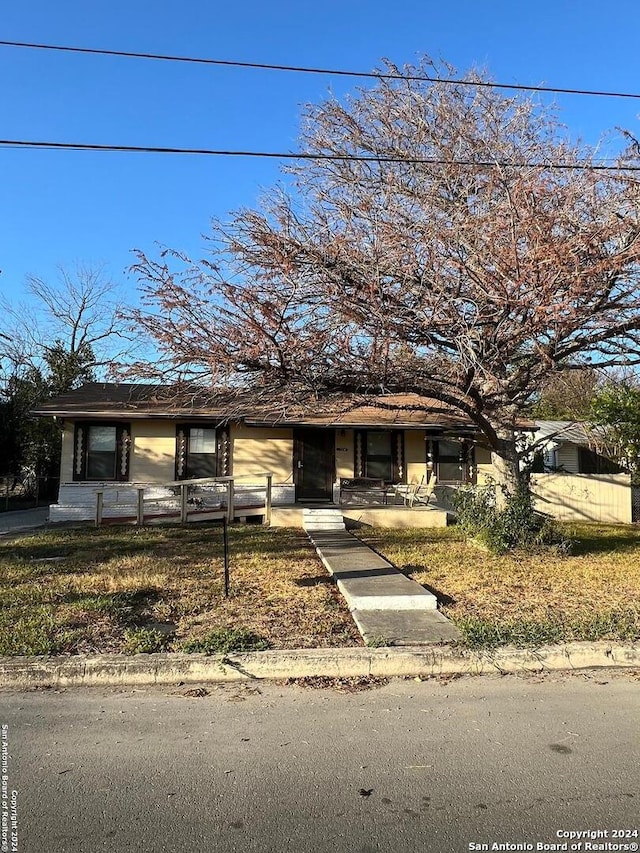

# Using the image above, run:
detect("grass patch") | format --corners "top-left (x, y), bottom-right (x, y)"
top-left (355, 523), bottom-right (640, 649)
top-left (0, 524), bottom-right (361, 655)
top-left (180, 627), bottom-right (270, 654)
top-left (0, 606), bottom-right (55, 656)
top-left (122, 627), bottom-right (168, 655)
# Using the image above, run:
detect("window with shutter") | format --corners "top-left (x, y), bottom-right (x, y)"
top-left (73, 422), bottom-right (131, 481)
top-left (176, 425), bottom-right (219, 479)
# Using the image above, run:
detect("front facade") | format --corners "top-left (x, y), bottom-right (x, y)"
top-left (35, 385), bottom-right (633, 525)
top-left (57, 409), bottom-right (491, 508)
top-left (36, 384), bottom-right (495, 522)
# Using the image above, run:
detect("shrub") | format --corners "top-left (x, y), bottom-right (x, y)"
top-left (180, 627), bottom-right (270, 654)
top-left (122, 627), bottom-right (167, 655)
top-left (453, 482), bottom-right (569, 555)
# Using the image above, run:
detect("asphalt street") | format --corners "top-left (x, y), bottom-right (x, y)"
top-left (1, 670), bottom-right (638, 853)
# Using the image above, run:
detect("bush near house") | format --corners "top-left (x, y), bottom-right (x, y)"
top-left (452, 484), bottom-right (569, 555)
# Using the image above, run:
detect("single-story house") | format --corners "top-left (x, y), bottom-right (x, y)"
top-left (33, 384), bottom-right (634, 525)
top-left (33, 383), bottom-right (499, 525)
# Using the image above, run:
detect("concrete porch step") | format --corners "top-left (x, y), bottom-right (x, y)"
top-left (302, 507), bottom-right (345, 531)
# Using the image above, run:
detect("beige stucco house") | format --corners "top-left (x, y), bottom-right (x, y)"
top-left (34, 383), bottom-right (634, 525)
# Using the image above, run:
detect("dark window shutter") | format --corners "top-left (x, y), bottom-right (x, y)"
top-left (73, 423), bottom-right (87, 481)
top-left (354, 430), bottom-right (365, 477)
top-left (392, 431), bottom-right (404, 483)
top-left (216, 426), bottom-right (230, 476)
top-left (116, 425), bottom-right (131, 482)
top-left (176, 424), bottom-right (188, 480)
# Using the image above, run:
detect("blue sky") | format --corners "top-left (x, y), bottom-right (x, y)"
top-left (2, 0), bottom-right (640, 312)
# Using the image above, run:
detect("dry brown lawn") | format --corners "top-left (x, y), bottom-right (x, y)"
top-left (4, 521), bottom-right (639, 655)
top-left (0, 524), bottom-right (362, 656)
top-left (355, 523), bottom-right (640, 647)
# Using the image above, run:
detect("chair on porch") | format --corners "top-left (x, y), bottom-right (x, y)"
top-left (388, 482), bottom-right (414, 505)
top-left (407, 474), bottom-right (438, 508)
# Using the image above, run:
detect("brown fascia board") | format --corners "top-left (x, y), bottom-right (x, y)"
top-left (243, 418), bottom-right (477, 431)
top-left (32, 409), bottom-right (228, 420)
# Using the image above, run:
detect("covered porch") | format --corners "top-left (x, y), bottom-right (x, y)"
top-left (292, 422), bottom-right (486, 504)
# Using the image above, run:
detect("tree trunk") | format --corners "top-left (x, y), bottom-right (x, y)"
top-left (489, 428), bottom-right (529, 503)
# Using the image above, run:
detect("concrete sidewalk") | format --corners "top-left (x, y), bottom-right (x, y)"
top-left (0, 507), bottom-right (49, 535)
top-left (306, 526), bottom-right (460, 646)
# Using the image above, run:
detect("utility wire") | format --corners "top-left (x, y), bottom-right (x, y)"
top-left (0, 138), bottom-right (637, 170)
top-left (2, 39), bottom-right (640, 101)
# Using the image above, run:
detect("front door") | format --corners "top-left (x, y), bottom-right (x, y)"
top-left (293, 429), bottom-right (335, 501)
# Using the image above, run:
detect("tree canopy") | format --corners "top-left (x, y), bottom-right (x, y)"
top-left (130, 58), bottom-right (640, 489)
top-left (590, 380), bottom-right (640, 481)
top-left (0, 264), bottom-right (127, 494)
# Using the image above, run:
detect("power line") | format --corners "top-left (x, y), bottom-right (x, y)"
top-left (0, 138), bottom-right (638, 171)
top-left (2, 38), bottom-right (640, 101)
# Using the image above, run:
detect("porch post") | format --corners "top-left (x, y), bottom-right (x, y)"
top-left (136, 487), bottom-right (145, 526)
top-left (180, 483), bottom-right (188, 523)
top-left (95, 490), bottom-right (104, 527)
top-left (264, 473), bottom-right (272, 526)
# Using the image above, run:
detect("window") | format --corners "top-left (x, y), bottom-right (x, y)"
top-left (73, 423), bottom-right (130, 481)
top-left (436, 439), bottom-right (468, 482)
top-left (176, 425), bottom-right (218, 479)
top-left (354, 430), bottom-right (403, 482)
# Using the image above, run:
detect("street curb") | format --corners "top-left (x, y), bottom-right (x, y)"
top-left (1, 641), bottom-right (639, 689)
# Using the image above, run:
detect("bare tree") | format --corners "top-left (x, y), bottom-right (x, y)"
top-left (0, 264), bottom-right (135, 491)
top-left (24, 263), bottom-right (131, 373)
top-left (530, 368), bottom-right (601, 421)
top-left (129, 58), bottom-right (640, 492)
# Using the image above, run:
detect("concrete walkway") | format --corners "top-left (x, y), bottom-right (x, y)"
top-left (305, 524), bottom-right (460, 646)
top-left (0, 507), bottom-right (49, 535)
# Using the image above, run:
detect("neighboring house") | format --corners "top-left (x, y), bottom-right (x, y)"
top-left (532, 420), bottom-right (625, 475)
top-left (32, 385), bottom-right (634, 525)
top-left (531, 420), bottom-right (633, 524)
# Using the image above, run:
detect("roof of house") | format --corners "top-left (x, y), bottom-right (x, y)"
top-left (534, 420), bottom-right (600, 446)
top-left (32, 382), bottom-right (492, 431)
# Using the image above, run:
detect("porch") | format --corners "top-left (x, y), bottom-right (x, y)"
top-left (271, 503), bottom-right (450, 529)
top-left (49, 475), bottom-right (453, 529)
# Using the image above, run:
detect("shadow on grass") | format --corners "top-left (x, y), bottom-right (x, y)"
top-left (568, 530), bottom-right (640, 557)
top-left (3, 525), bottom-right (315, 570)
top-left (396, 564), bottom-right (457, 605)
top-left (294, 575), bottom-right (334, 587)
top-left (3, 525), bottom-right (224, 562)
top-left (53, 588), bottom-right (164, 626)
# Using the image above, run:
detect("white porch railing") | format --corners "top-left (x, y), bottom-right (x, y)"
top-left (94, 473), bottom-right (273, 527)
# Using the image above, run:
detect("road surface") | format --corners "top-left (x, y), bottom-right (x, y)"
top-left (1, 670), bottom-right (638, 852)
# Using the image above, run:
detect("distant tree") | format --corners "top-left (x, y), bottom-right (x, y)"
top-left (129, 57), bottom-right (640, 493)
top-left (590, 380), bottom-right (640, 481)
top-left (24, 263), bottom-right (129, 373)
top-left (0, 264), bottom-right (128, 496)
top-left (529, 369), bottom-right (600, 421)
